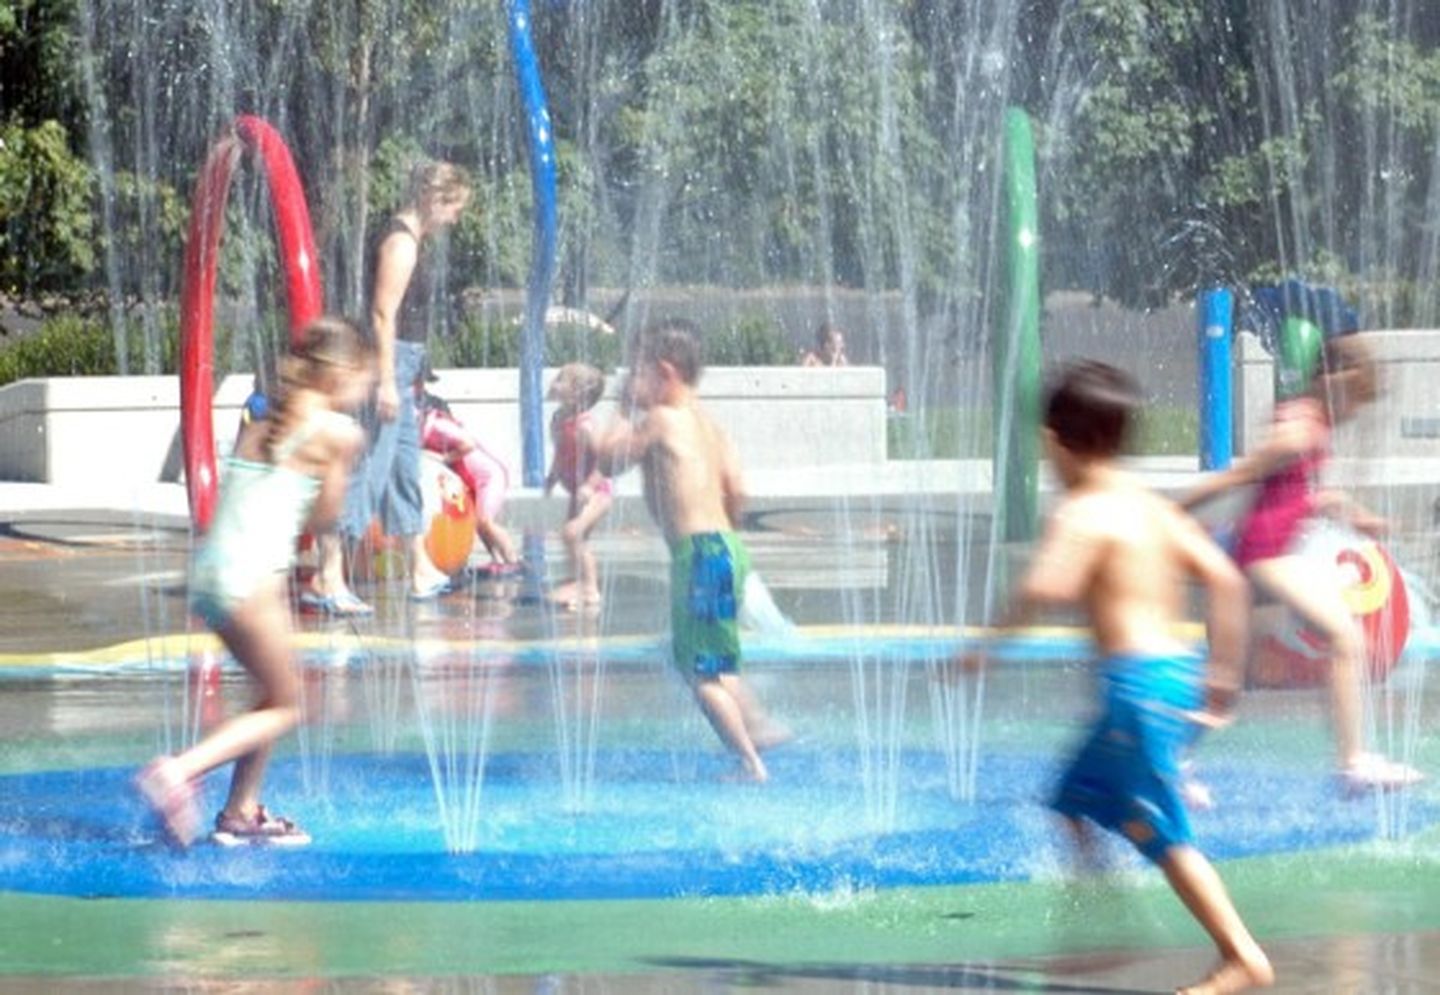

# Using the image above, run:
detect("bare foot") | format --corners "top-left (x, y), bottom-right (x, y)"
top-left (547, 580), bottom-right (579, 606)
top-left (1178, 950), bottom-right (1274, 995)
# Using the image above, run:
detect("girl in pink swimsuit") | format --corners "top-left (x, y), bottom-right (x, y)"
top-left (544, 363), bottom-right (613, 608)
top-left (1184, 336), bottom-right (1421, 793)
top-left (418, 386), bottom-right (521, 571)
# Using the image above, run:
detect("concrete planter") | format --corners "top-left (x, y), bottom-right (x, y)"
top-left (0, 366), bottom-right (889, 488)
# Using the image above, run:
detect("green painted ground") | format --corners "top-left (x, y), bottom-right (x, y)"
top-left (3, 837), bottom-right (1439, 978)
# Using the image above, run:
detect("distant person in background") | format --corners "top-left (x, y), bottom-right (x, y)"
top-left (544, 363), bottom-right (613, 609)
top-left (800, 322), bottom-right (849, 367)
top-left (306, 160), bottom-right (472, 613)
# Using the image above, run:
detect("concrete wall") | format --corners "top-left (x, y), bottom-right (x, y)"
top-left (0, 366), bottom-right (889, 487)
top-left (1233, 329), bottom-right (1440, 460)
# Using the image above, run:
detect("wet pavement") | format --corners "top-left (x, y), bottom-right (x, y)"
top-left (3, 493), bottom-right (1440, 992)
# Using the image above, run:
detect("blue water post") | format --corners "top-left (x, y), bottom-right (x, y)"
top-left (1198, 287), bottom-right (1234, 470)
top-left (507, 0), bottom-right (558, 487)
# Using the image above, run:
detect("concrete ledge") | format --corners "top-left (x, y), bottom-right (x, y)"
top-left (1235, 329), bottom-right (1440, 458)
top-left (0, 365), bottom-right (889, 487)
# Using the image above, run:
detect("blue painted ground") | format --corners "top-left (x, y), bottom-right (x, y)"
top-left (2, 746), bottom-right (1431, 902)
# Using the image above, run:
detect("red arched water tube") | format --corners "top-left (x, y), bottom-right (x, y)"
top-left (179, 115), bottom-right (323, 532)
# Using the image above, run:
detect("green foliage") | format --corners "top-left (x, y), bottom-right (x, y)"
top-left (0, 313), bottom-right (180, 383)
top-left (0, 119), bottom-right (95, 293)
top-left (885, 403), bottom-right (1195, 460)
top-left (431, 317), bottom-right (623, 371)
top-left (700, 315), bottom-right (793, 367)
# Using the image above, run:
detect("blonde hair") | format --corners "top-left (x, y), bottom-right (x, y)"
top-left (406, 160), bottom-right (472, 208)
top-left (557, 362), bottom-right (606, 411)
top-left (1316, 334), bottom-right (1378, 400)
top-left (266, 316), bottom-right (373, 460)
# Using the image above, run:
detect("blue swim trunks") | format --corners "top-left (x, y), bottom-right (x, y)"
top-left (1051, 653), bottom-right (1204, 863)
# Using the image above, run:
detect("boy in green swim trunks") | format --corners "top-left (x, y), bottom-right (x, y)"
top-left (953, 361), bottom-right (1272, 995)
top-left (592, 318), bottom-right (787, 782)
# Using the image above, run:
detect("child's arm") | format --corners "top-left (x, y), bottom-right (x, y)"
top-left (370, 235), bottom-right (419, 422)
top-left (1171, 504), bottom-right (1250, 722)
top-left (1178, 410), bottom-right (1319, 511)
top-left (1314, 489), bottom-right (1388, 536)
top-left (590, 410), bottom-right (658, 477)
top-left (948, 500), bottom-right (1105, 675)
top-left (307, 420), bottom-right (366, 533)
top-left (717, 425), bottom-right (746, 528)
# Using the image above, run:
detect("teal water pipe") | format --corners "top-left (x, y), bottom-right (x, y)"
top-left (994, 107), bottom-right (1041, 542)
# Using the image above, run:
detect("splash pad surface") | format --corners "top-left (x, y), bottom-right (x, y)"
top-left (4, 637), bottom-right (1438, 904)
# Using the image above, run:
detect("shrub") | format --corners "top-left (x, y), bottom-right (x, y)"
top-left (701, 314), bottom-right (792, 366)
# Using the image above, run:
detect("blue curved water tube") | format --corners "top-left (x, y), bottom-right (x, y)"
top-left (507, 0), bottom-right (558, 486)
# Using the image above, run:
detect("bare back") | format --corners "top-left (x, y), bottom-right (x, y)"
top-left (1038, 475), bottom-right (1206, 657)
top-left (640, 401), bottom-right (741, 543)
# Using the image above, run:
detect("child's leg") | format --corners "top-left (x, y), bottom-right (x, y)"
top-left (1247, 557), bottom-right (1366, 767)
top-left (562, 490), bottom-right (612, 603)
top-left (719, 673), bottom-right (791, 750)
top-left (168, 590), bottom-right (302, 814)
top-left (692, 677), bottom-right (768, 782)
top-left (475, 516), bottom-right (519, 565)
top-left (1159, 845), bottom-right (1273, 994)
top-left (1061, 814), bottom-right (1105, 875)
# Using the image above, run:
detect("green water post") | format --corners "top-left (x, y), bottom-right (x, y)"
top-left (1275, 315), bottom-right (1322, 400)
top-left (994, 107), bottom-right (1041, 542)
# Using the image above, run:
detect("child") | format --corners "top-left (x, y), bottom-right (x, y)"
top-left (136, 317), bottom-right (373, 847)
top-left (591, 319), bottom-right (787, 782)
top-left (1181, 335), bottom-right (1421, 792)
top-left (417, 376), bottom-right (521, 572)
top-left (957, 361), bottom-right (1272, 994)
top-left (543, 363), bottom-right (613, 608)
top-left (800, 321), bottom-right (849, 367)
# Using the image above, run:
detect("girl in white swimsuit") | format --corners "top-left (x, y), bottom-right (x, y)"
top-left (137, 317), bottom-right (373, 848)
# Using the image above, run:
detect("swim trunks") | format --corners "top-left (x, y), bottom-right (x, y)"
top-left (669, 532), bottom-right (750, 678)
top-left (1050, 652), bottom-right (1204, 863)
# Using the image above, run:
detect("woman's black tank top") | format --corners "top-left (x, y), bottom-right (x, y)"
top-left (368, 216), bottom-right (436, 344)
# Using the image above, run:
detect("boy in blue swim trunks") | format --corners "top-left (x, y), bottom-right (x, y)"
top-left (955, 361), bottom-right (1272, 995)
top-left (591, 318), bottom-right (787, 782)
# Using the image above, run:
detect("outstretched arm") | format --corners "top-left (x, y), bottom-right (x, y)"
top-left (1171, 504), bottom-right (1250, 721)
top-left (1179, 410), bottom-right (1319, 511)
top-left (590, 411), bottom-right (656, 477)
top-left (948, 501), bottom-right (1105, 676)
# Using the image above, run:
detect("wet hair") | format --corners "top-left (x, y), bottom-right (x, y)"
top-left (406, 159), bottom-right (472, 208)
top-left (557, 362), bottom-right (606, 411)
top-left (1043, 360), bottom-right (1140, 458)
top-left (633, 318), bottom-right (702, 385)
top-left (1314, 334), bottom-right (1377, 400)
top-left (266, 316), bottom-right (373, 461)
top-left (816, 322), bottom-right (844, 349)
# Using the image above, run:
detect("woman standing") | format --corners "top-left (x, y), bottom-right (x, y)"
top-left (306, 160), bottom-right (472, 612)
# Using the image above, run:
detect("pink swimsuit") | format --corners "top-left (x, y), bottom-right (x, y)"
top-left (1233, 398), bottom-right (1330, 567)
top-left (552, 411), bottom-right (613, 502)
top-left (420, 407), bottom-right (510, 522)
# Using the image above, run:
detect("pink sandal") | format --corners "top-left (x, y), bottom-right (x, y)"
top-left (135, 757), bottom-right (200, 847)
